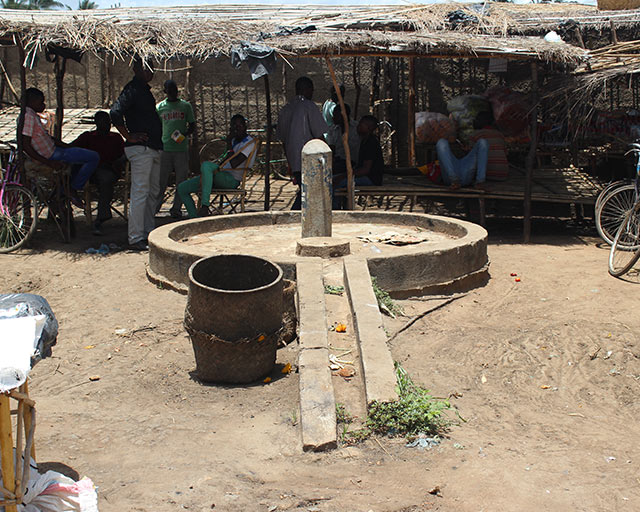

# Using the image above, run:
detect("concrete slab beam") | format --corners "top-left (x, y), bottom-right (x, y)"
top-left (343, 257), bottom-right (397, 405)
top-left (296, 260), bottom-right (337, 451)
top-left (298, 347), bottom-right (337, 452)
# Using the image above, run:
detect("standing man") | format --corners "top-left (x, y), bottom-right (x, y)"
top-left (276, 76), bottom-right (328, 210)
top-left (20, 87), bottom-right (98, 209)
top-left (322, 84), bottom-right (345, 127)
top-left (110, 58), bottom-right (163, 251)
top-left (155, 79), bottom-right (196, 219)
top-left (72, 111), bottom-right (126, 235)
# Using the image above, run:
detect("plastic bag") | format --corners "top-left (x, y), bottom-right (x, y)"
top-left (485, 86), bottom-right (530, 137)
top-left (20, 470), bottom-right (98, 512)
top-left (446, 95), bottom-right (491, 140)
top-left (418, 161), bottom-right (442, 183)
top-left (0, 294), bottom-right (58, 362)
top-left (415, 112), bottom-right (456, 144)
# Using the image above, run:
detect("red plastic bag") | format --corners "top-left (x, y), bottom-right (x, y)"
top-left (418, 161), bottom-right (442, 183)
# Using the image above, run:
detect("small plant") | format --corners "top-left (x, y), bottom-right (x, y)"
top-left (367, 363), bottom-right (450, 437)
top-left (336, 403), bottom-right (353, 424)
top-left (324, 284), bottom-right (345, 296)
top-left (339, 363), bottom-right (451, 444)
top-left (371, 277), bottom-right (403, 317)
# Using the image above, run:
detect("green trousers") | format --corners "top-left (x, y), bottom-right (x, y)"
top-left (177, 161), bottom-right (240, 218)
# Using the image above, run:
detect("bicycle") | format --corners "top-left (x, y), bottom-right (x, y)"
top-left (608, 144), bottom-right (640, 276)
top-left (595, 145), bottom-right (640, 246)
top-left (0, 142), bottom-right (38, 253)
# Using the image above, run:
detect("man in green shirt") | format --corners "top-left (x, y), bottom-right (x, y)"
top-left (155, 79), bottom-right (195, 218)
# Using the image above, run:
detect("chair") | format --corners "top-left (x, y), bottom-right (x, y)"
top-left (23, 158), bottom-right (75, 243)
top-left (202, 139), bottom-right (261, 215)
top-left (83, 160), bottom-right (131, 225)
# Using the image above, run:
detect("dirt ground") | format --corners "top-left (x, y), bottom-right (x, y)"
top-left (2, 208), bottom-right (640, 512)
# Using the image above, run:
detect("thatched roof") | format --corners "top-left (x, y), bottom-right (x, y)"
top-left (0, 4), bottom-right (594, 65)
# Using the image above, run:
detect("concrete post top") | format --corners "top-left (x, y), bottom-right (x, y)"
top-left (302, 139), bottom-right (331, 154)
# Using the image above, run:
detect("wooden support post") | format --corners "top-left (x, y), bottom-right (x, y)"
top-left (408, 57), bottom-right (416, 167)
top-left (574, 27), bottom-right (585, 49)
top-left (326, 56), bottom-right (354, 210)
top-left (524, 62), bottom-right (539, 243)
top-left (610, 20), bottom-right (618, 45)
top-left (53, 56), bottom-right (66, 141)
top-left (352, 57), bottom-right (361, 120)
top-left (264, 74), bottom-right (272, 211)
top-left (21, 381), bottom-right (35, 460)
top-left (17, 39), bottom-right (27, 183)
top-left (0, 393), bottom-right (17, 512)
top-left (185, 58), bottom-right (199, 172)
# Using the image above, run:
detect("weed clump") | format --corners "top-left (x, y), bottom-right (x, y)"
top-left (371, 277), bottom-right (403, 317)
top-left (339, 363), bottom-right (451, 444)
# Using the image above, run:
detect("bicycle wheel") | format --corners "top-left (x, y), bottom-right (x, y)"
top-left (609, 201), bottom-right (640, 277)
top-left (596, 183), bottom-right (636, 245)
top-left (595, 180), bottom-right (630, 212)
top-left (0, 184), bottom-right (37, 253)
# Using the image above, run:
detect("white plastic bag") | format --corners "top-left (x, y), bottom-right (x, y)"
top-left (19, 471), bottom-right (98, 512)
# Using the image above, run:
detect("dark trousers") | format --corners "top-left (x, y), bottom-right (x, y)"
top-left (90, 164), bottom-right (118, 222)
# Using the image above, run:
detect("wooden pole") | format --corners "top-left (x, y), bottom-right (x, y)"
top-left (263, 74), bottom-right (272, 211)
top-left (0, 393), bottom-right (17, 512)
top-left (53, 56), bottom-right (66, 141)
top-left (21, 381), bottom-right (35, 460)
top-left (17, 38), bottom-right (27, 184)
top-left (408, 57), bottom-right (417, 167)
top-left (352, 57), bottom-right (361, 120)
top-left (325, 56), bottom-right (354, 210)
top-left (524, 62), bottom-right (539, 243)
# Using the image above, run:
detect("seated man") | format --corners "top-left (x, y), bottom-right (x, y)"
top-left (178, 114), bottom-right (256, 218)
top-left (332, 115), bottom-right (384, 209)
top-left (72, 111), bottom-right (126, 234)
top-left (327, 103), bottom-right (359, 174)
top-left (435, 110), bottom-right (506, 189)
top-left (20, 87), bottom-right (99, 208)
top-left (468, 110), bottom-right (509, 182)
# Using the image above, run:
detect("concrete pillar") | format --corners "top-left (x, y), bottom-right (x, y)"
top-left (301, 139), bottom-right (332, 238)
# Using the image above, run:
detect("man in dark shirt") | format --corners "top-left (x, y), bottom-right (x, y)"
top-left (332, 115), bottom-right (384, 209)
top-left (355, 115), bottom-right (384, 186)
top-left (110, 58), bottom-right (163, 251)
top-left (72, 111), bottom-right (126, 235)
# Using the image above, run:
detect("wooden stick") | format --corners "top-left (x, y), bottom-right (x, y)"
top-left (408, 57), bottom-right (416, 167)
top-left (54, 56), bottom-right (66, 141)
top-left (325, 55), bottom-right (354, 210)
top-left (263, 74), bottom-right (272, 211)
top-left (0, 55), bottom-right (19, 104)
top-left (0, 393), bottom-right (17, 512)
top-left (352, 57), bottom-right (361, 120)
top-left (14, 398), bottom-right (23, 502)
top-left (19, 381), bottom-right (34, 473)
top-left (524, 61), bottom-right (539, 244)
top-left (21, 408), bottom-right (35, 495)
top-left (387, 295), bottom-right (465, 343)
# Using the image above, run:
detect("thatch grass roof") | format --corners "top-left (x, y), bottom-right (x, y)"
top-left (0, 4), bottom-right (594, 64)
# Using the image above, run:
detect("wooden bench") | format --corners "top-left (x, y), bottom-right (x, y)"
top-left (335, 166), bottom-right (604, 226)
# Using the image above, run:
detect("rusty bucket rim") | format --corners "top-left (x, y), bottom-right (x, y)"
top-left (188, 253), bottom-right (284, 295)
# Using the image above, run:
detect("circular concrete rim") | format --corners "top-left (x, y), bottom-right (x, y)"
top-left (188, 254), bottom-right (284, 295)
top-left (148, 211), bottom-right (489, 295)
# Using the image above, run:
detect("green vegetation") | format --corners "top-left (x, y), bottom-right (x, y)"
top-left (324, 284), bottom-right (344, 296)
top-left (335, 403), bottom-right (353, 424)
top-left (371, 277), bottom-right (403, 317)
top-left (1, 0), bottom-right (66, 9)
top-left (339, 363), bottom-right (451, 444)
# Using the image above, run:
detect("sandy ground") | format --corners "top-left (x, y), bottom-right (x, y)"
top-left (1, 205), bottom-right (640, 511)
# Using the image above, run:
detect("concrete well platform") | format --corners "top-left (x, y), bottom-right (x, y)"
top-left (147, 211), bottom-right (489, 297)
